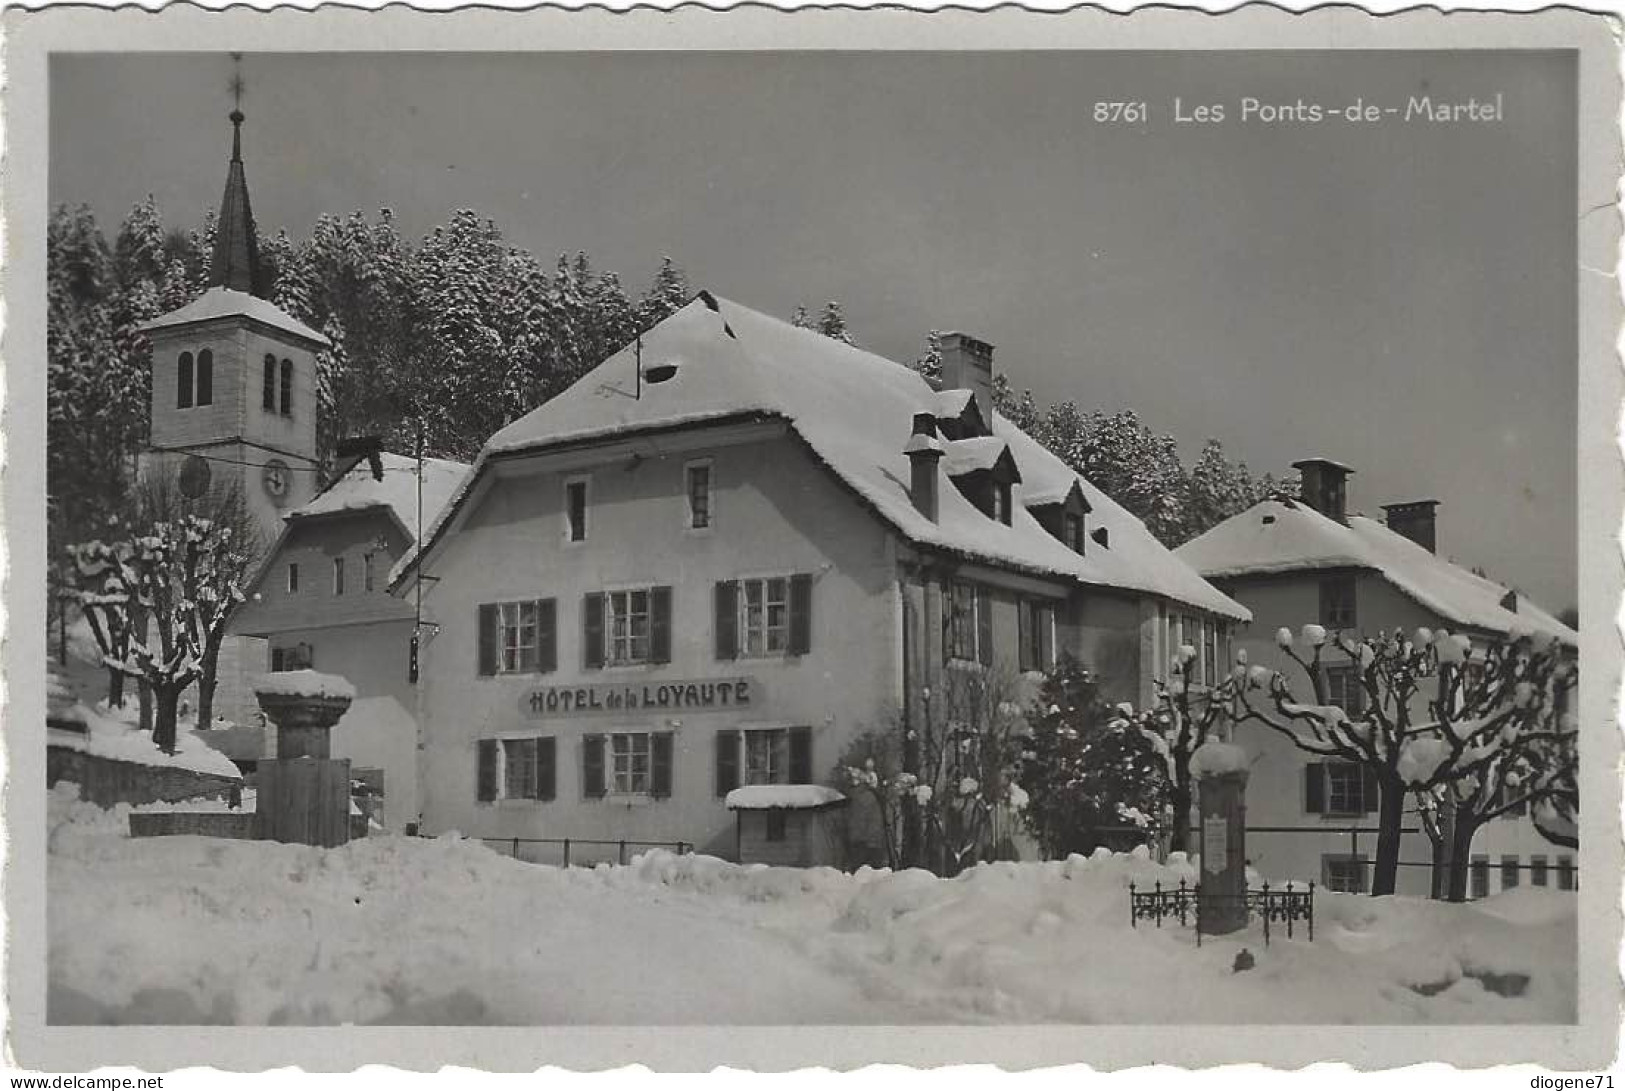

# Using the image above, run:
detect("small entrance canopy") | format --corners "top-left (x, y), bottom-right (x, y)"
top-left (725, 784), bottom-right (848, 811)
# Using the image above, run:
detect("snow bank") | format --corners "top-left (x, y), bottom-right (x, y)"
top-left (725, 784), bottom-right (847, 810)
top-left (48, 692), bottom-right (242, 781)
top-left (252, 669), bottom-right (356, 701)
top-left (47, 802), bottom-right (1575, 1025)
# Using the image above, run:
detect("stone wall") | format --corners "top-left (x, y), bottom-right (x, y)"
top-left (49, 746), bottom-right (242, 808)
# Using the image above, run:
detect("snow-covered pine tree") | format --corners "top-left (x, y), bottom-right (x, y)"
top-left (638, 255), bottom-right (692, 330)
top-left (1020, 655), bottom-right (1172, 858)
top-left (816, 301), bottom-right (854, 345)
top-left (790, 304), bottom-right (813, 329)
top-left (912, 330), bottom-right (942, 384)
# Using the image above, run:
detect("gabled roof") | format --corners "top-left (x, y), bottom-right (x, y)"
top-left (395, 294), bottom-right (1248, 620)
top-left (942, 436), bottom-right (1021, 481)
top-left (139, 286), bottom-right (330, 348)
top-left (241, 452), bottom-right (469, 603)
top-left (1176, 498), bottom-right (1575, 642)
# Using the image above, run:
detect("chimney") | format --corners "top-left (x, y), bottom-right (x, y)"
top-left (1292, 457), bottom-right (1354, 524)
top-left (939, 332), bottom-right (995, 437)
top-left (904, 412), bottom-right (944, 522)
top-left (1382, 499), bottom-right (1440, 553)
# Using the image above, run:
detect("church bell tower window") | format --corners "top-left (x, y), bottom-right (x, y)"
top-left (280, 358), bottom-right (293, 417)
top-left (263, 354), bottom-right (276, 411)
top-left (196, 349), bottom-right (213, 407)
top-left (177, 352), bottom-right (194, 409)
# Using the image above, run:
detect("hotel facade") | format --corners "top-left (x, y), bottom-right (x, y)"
top-left (394, 296), bottom-right (1248, 863)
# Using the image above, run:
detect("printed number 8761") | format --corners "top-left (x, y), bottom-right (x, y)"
top-left (1093, 101), bottom-right (1148, 124)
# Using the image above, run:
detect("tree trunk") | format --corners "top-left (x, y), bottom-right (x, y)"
top-left (106, 667), bottom-right (125, 709)
top-left (152, 685), bottom-right (182, 754)
top-left (197, 637), bottom-right (223, 728)
top-left (1371, 774), bottom-right (1406, 896)
top-left (1429, 796), bottom-right (1457, 900)
top-left (137, 678), bottom-right (153, 734)
top-left (1169, 768), bottom-right (1194, 855)
top-left (1446, 814), bottom-right (1480, 903)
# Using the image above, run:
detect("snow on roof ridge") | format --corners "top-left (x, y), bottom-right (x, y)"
top-left (138, 286), bottom-right (331, 348)
top-left (1177, 500), bottom-right (1574, 642)
top-left (395, 294), bottom-right (1248, 620)
top-left (291, 451), bottom-right (471, 545)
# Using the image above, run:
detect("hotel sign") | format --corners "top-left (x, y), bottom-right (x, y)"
top-left (521, 678), bottom-right (757, 717)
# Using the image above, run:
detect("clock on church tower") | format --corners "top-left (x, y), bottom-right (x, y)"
top-left (138, 107), bottom-right (331, 555)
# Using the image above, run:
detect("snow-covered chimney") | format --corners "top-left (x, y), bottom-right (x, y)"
top-left (939, 332), bottom-right (995, 438)
top-left (1382, 499), bottom-right (1439, 553)
top-left (904, 412), bottom-right (944, 522)
top-left (1292, 457), bottom-right (1353, 525)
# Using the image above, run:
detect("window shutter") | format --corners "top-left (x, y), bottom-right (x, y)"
top-left (940, 583), bottom-right (953, 665)
top-left (476, 739), bottom-right (499, 802)
top-left (477, 604), bottom-right (497, 676)
top-left (582, 734), bottom-right (606, 799)
top-left (537, 599), bottom-right (557, 673)
top-left (583, 593), bottom-right (605, 669)
top-left (651, 732), bottom-right (674, 799)
top-left (1018, 602), bottom-right (1034, 673)
top-left (1039, 607), bottom-right (1055, 670)
top-left (1305, 762), bottom-right (1326, 814)
top-left (789, 725), bottom-right (813, 784)
top-left (650, 586), bottom-right (673, 664)
top-left (977, 587), bottom-right (994, 667)
top-left (1362, 766), bottom-right (1381, 814)
top-left (715, 730), bottom-right (739, 798)
top-left (715, 581), bottom-right (739, 660)
top-left (536, 737), bottom-right (556, 801)
top-left (789, 573), bottom-right (813, 655)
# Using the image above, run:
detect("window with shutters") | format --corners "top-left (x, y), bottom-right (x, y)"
top-left (946, 580), bottom-right (991, 666)
top-left (279, 359), bottom-right (293, 418)
top-left (715, 725), bottom-right (813, 796)
top-left (477, 599), bottom-right (557, 676)
top-left (1320, 575), bottom-right (1357, 629)
top-left (263, 355), bottom-right (277, 411)
top-left (607, 589), bottom-right (651, 664)
top-left (743, 728), bottom-right (789, 786)
top-left (685, 461), bottom-right (712, 530)
top-left (1321, 855), bottom-right (1367, 894)
top-left (1501, 855), bottom-right (1521, 890)
top-left (1556, 855), bottom-right (1575, 890)
top-left (565, 478), bottom-right (589, 543)
top-left (1470, 855), bottom-right (1491, 899)
top-left (1324, 761), bottom-right (1368, 816)
top-left (739, 577), bottom-right (791, 658)
top-left (1530, 855), bottom-right (1549, 887)
top-left (611, 733), bottom-right (652, 795)
top-left (1018, 599), bottom-right (1055, 674)
top-left (177, 352), bottom-right (194, 409)
top-left (475, 736), bottom-right (556, 802)
top-left (1325, 665), bottom-right (1364, 715)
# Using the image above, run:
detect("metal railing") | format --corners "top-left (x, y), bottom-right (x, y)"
top-left (476, 835), bottom-right (693, 867)
top-left (1129, 878), bottom-right (1315, 946)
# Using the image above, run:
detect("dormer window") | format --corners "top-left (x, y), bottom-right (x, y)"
top-left (942, 437), bottom-right (1022, 525)
top-left (992, 482), bottom-right (1012, 526)
top-left (1064, 511), bottom-right (1085, 554)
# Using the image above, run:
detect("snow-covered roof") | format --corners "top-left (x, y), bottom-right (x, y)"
top-left (396, 295), bottom-right (1247, 620)
top-left (290, 451), bottom-right (469, 543)
top-left (139, 286), bottom-right (331, 348)
top-left (942, 436), bottom-right (1019, 479)
top-left (933, 389), bottom-right (975, 418)
top-left (725, 784), bottom-right (848, 810)
top-left (1176, 498), bottom-right (1576, 642)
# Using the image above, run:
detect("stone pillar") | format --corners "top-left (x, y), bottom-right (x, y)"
top-left (1192, 742), bottom-right (1249, 937)
top-left (254, 671), bottom-right (355, 848)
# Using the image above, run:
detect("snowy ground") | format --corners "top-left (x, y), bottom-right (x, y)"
top-left (48, 784), bottom-right (1576, 1026)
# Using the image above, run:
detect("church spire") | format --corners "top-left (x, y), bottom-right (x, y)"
top-left (209, 100), bottom-right (261, 296)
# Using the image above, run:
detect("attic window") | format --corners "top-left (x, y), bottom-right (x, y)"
top-left (1262, 514), bottom-right (1277, 525)
top-left (643, 363), bottom-right (679, 385)
top-left (992, 483), bottom-right (1012, 526)
top-left (1064, 511), bottom-right (1086, 554)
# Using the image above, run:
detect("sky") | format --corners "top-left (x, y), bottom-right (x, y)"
top-left (49, 50), bottom-right (1579, 610)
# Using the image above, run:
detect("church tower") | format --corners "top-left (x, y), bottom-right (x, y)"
top-left (138, 103), bottom-right (330, 728)
top-left (139, 106), bottom-right (330, 553)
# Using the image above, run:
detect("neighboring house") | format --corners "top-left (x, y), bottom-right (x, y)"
top-left (390, 294), bottom-right (1249, 864)
top-left (1176, 458), bottom-right (1578, 896)
top-left (231, 451), bottom-right (469, 829)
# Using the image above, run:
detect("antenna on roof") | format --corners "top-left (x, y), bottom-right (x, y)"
top-left (634, 333), bottom-right (642, 401)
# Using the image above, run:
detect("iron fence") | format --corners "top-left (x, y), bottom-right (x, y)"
top-left (473, 835), bottom-right (693, 867)
top-left (1129, 878), bottom-right (1314, 946)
